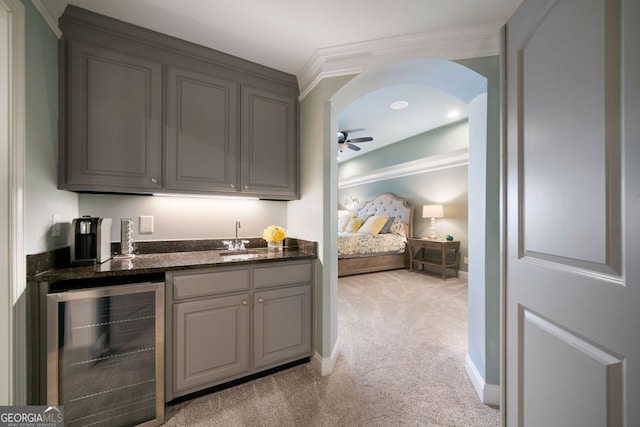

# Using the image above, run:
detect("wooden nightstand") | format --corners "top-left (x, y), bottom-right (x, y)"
top-left (408, 238), bottom-right (461, 280)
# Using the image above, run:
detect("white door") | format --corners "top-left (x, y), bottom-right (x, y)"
top-left (505, 0), bottom-right (639, 425)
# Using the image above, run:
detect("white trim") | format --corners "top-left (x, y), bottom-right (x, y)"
top-left (5, 0), bottom-right (25, 307)
top-left (298, 22), bottom-right (502, 99)
top-left (310, 338), bottom-right (340, 376)
top-left (465, 354), bottom-right (500, 406)
top-left (338, 148), bottom-right (468, 189)
top-left (1, 0), bottom-right (26, 405)
top-left (31, 0), bottom-right (62, 38)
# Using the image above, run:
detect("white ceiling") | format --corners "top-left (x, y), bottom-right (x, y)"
top-left (337, 84), bottom-right (469, 162)
top-left (44, 0), bottom-right (521, 162)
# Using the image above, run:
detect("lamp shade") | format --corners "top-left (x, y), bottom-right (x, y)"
top-left (422, 204), bottom-right (444, 218)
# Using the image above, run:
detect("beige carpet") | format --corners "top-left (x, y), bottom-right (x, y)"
top-left (163, 269), bottom-right (500, 426)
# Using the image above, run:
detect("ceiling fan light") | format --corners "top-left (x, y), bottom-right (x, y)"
top-left (390, 100), bottom-right (409, 110)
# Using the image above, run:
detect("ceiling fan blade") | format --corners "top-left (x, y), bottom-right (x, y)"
top-left (347, 137), bottom-right (373, 143)
top-left (347, 143), bottom-right (361, 151)
top-left (341, 128), bottom-right (365, 134)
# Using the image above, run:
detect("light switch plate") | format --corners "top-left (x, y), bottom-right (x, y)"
top-left (51, 214), bottom-right (61, 237)
top-left (140, 215), bottom-right (154, 234)
top-left (464, 257), bottom-right (469, 264)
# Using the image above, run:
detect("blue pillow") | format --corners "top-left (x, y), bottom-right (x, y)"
top-left (379, 216), bottom-right (395, 234)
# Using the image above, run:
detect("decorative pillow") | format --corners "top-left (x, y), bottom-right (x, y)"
top-left (344, 217), bottom-right (365, 233)
top-left (379, 216), bottom-right (395, 234)
top-left (338, 214), bottom-right (354, 232)
top-left (390, 220), bottom-right (408, 238)
top-left (357, 215), bottom-right (389, 235)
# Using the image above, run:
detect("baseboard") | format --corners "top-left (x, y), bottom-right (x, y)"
top-left (459, 270), bottom-right (469, 279)
top-left (311, 338), bottom-right (340, 376)
top-left (464, 354), bottom-right (500, 406)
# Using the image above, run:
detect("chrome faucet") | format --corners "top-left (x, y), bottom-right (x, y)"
top-left (223, 220), bottom-right (248, 251)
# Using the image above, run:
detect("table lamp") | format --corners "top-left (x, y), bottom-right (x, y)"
top-left (422, 204), bottom-right (444, 239)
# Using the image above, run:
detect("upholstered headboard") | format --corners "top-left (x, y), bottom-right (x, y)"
top-left (356, 193), bottom-right (414, 238)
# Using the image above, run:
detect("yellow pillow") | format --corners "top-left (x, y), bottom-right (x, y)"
top-left (357, 215), bottom-right (389, 235)
top-left (344, 217), bottom-right (364, 233)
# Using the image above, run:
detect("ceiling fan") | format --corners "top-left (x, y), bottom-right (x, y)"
top-left (337, 130), bottom-right (373, 152)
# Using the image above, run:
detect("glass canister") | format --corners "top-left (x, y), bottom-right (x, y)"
top-left (119, 218), bottom-right (135, 258)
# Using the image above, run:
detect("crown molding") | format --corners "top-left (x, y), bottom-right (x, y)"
top-left (338, 148), bottom-right (468, 189)
top-left (32, 0), bottom-right (62, 38)
top-left (298, 21), bottom-right (502, 100)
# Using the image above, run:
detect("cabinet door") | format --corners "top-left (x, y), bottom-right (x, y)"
top-left (166, 66), bottom-right (239, 193)
top-left (240, 86), bottom-right (298, 200)
top-left (254, 285), bottom-right (311, 369)
top-left (62, 40), bottom-right (162, 192)
top-left (174, 294), bottom-right (249, 393)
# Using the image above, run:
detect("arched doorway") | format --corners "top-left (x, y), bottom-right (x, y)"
top-left (320, 57), bottom-right (498, 404)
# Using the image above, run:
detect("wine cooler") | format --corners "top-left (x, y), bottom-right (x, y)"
top-left (47, 282), bottom-right (164, 426)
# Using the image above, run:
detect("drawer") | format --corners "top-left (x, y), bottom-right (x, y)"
top-left (173, 268), bottom-right (250, 300)
top-left (254, 261), bottom-right (312, 289)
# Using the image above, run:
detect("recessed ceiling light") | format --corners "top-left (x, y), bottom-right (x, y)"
top-left (390, 100), bottom-right (409, 110)
top-left (447, 110), bottom-right (461, 118)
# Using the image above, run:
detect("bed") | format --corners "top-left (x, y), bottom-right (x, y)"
top-left (338, 193), bottom-right (414, 277)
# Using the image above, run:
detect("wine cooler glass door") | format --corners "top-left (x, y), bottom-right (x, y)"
top-left (47, 282), bottom-right (164, 427)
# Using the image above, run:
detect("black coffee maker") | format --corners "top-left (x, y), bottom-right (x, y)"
top-left (70, 216), bottom-right (112, 265)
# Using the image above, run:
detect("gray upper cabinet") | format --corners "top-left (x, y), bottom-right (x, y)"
top-left (58, 6), bottom-right (299, 199)
top-left (165, 66), bottom-right (239, 194)
top-left (241, 86), bottom-right (298, 199)
top-left (60, 40), bottom-right (163, 192)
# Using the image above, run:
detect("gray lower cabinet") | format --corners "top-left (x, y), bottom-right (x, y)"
top-left (166, 260), bottom-right (313, 401)
top-left (174, 294), bottom-right (250, 391)
top-left (60, 40), bottom-right (163, 192)
top-left (254, 285), bottom-right (312, 369)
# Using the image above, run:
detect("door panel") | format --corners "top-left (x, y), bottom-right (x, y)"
top-left (240, 85), bottom-right (297, 199)
top-left (166, 66), bottom-right (238, 193)
top-left (519, 0), bottom-right (621, 275)
top-left (66, 41), bottom-right (162, 191)
top-left (174, 294), bottom-right (249, 393)
top-left (254, 285), bottom-right (311, 369)
top-left (505, 0), bottom-right (639, 425)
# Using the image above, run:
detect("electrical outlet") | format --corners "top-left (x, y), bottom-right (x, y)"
top-left (463, 257), bottom-right (469, 264)
top-left (51, 214), bottom-right (61, 237)
top-left (139, 215), bottom-right (154, 234)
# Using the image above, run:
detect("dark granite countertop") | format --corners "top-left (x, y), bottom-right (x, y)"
top-left (32, 246), bottom-right (316, 283)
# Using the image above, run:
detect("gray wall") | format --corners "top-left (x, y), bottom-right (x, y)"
top-left (338, 120), bottom-right (469, 272)
top-left (23, 0), bottom-right (78, 255)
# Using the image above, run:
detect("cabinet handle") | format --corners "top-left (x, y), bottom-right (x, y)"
top-left (244, 185), bottom-right (249, 190)
top-left (151, 178), bottom-right (158, 183)
top-left (230, 183), bottom-right (235, 189)
top-left (258, 298), bottom-right (263, 303)
top-left (242, 300), bottom-right (247, 305)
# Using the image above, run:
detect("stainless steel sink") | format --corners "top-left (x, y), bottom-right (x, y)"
top-left (217, 249), bottom-right (264, 260)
